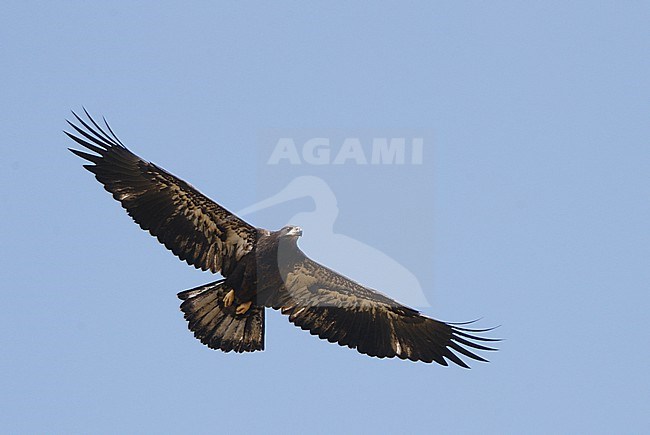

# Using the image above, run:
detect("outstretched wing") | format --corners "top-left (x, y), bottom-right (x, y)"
top-left (267, 255), bottom-right (498, 367)
top-left (67, 110), bottom-right (257, 276)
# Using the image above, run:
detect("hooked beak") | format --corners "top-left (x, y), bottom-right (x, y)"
top-left (287, 227), bottom-right (303, 237)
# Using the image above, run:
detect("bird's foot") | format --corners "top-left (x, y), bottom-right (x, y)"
top-left (236, 301), bottom-right (252, 315)
top-left (223, 289), bottom-right (235, 307)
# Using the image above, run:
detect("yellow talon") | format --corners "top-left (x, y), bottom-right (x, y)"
top-left (236, 301), bottom-right (252, 315)
top-left (223, 289), bottom-right (235, 307)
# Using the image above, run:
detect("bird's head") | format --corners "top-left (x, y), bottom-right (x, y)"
top-left (279, 225), bottom-right (303, 239)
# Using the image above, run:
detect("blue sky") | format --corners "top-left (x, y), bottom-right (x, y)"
top-left (1, 1), bottom-right (648, 433)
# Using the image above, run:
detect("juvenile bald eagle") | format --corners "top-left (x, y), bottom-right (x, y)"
top-left (67, 110), bottom-right (498, 367)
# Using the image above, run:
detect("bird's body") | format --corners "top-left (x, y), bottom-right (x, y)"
top-left (67, 110), bottom-right (498, 367)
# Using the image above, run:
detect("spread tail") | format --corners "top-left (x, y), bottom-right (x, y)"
top-left (178, 280), bottom-right (264, 352)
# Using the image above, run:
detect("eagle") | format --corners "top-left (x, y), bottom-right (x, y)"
top-left (67, 110), bottom-right (498, 368)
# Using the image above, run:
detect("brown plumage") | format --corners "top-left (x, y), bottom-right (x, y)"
top-left (67, 109), bottom-right (498, 367)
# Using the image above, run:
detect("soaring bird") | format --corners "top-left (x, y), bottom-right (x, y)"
top-left (67, 110), bottom-right (498, 367)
